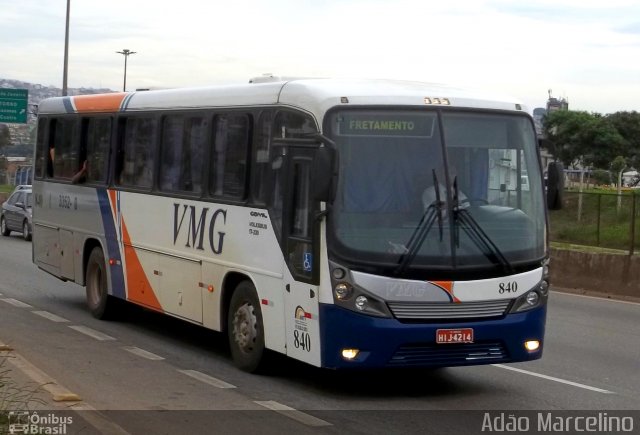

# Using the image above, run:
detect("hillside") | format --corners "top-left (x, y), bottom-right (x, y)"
top-left (0, 78), bottom-right (114, 155)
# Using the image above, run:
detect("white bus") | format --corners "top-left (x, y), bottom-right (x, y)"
top-left (33, 78), bottom-right (549, 372)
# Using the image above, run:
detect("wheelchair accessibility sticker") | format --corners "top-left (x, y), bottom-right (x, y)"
top-left (303, 252), bottom-right (312, 272)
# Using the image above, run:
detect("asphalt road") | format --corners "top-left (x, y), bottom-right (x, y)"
top-left (1, 233), bottom-right (639, 434)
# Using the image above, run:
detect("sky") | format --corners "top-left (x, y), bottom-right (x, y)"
top-left (1, 0), bottom-right (639, 114)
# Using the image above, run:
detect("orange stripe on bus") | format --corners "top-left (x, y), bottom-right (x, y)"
top-left (73, 93), bottom-right (127, 113)
top-left (121, 219), bottom-right (163, 312)
top-left (431, 281), bottom-right (461, 303)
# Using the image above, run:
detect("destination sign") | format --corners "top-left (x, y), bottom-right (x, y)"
top-left (336, 113), bottom-right (435, 138)
top-left (0, 88), bottom-right (29, 124)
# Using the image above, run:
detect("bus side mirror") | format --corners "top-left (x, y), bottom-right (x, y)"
top-left (312, 146), bottom-right (337, 203)
top-left (547, 161), bottom-right (564, 210)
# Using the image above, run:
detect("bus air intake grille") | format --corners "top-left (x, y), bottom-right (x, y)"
top-left (387, 342), bottom-right (509, 367)
top-left (387, 300), bottom-right (511, 320)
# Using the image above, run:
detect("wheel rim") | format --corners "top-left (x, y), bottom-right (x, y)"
top-left (23, 222), bottom-right (29, 238)
top-left (87, 263), bottom-right (102, 308)
top-left (1, 218), bottom-right (5, 233)
top-left (232, 302), bottom-right (258, 353)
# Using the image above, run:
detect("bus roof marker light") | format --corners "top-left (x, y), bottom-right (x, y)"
top-left (424, 97), bottom-right (432, 104)
top-left (341, 97), bottom-right (349, 104)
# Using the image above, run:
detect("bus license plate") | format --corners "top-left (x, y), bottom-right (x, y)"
top-left (436, 328), bottom-right (474, 344)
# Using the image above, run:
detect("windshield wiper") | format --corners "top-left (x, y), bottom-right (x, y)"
top-left (452, 178), bottom-right (513, 274)
top-left (395, 170), bottom-right (444, 275)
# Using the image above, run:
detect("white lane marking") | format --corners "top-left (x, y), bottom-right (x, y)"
top-left (553, 290), bottom-right (640, 306)
top-left (255, 401), bottom-right (333, 427)
top-left (493, 364), bottom-right (614, 394)
top-left (123, 346), bottom-right (165, 361)
top-left (32, 310), bottom-right (70, 323)
top-left (178, 369), bottom-right (236, 389)
top-left (68, 325), bottom-right (116, 341)
top-left (1, 298), bottom-right (33, 308)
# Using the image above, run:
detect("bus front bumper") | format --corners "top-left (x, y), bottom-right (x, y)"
top-left (319, 303), bottom-right (546, 369)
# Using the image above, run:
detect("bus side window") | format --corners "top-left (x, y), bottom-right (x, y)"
top-left (118, 117), bottom-right (157, 189)
top-left (52, 118), bottom-right (80, 180)
top-left (210, 114), bottom-right (250, 199)
top-left (85, 117), bottom-right (111, 184)
top-left (160, 114), bottom-right (206, 194)
top-left (273, 111), bottom-right (317, 138)
top-left (34, 118), bottom-right (47, 179)
top-left (251, 110), bottom-right (273, 205)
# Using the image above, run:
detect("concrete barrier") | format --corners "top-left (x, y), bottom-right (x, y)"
top-left (550, 247), bottom-right (640, 299)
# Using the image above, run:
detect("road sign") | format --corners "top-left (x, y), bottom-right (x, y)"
top-left (0, 88), bottom-right (28, 124)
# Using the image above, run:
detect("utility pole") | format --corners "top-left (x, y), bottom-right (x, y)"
top-left (62, 0), bottom-right (70, 96)
top-left (116, 49), bottom-right (137, 92)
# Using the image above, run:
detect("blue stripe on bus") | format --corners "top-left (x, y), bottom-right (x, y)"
top-left (97, 188), bottom-right (126, 299)
top-left (62, 97), bottom-right (75, 113)
top-left (120, 93), bottom-right (135, 112)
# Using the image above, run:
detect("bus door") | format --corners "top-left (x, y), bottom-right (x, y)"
top-left (280, 145), bottom-right (322, 366)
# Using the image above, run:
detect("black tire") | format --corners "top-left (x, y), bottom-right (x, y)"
top-left (22, 220), bottom-right (32, 241)
top-left (0, 217), bottom-right (10, 236)
top-left (85, 247), bottom-right (114, 319)
top-left (227, 281), bottom-right (266, 373)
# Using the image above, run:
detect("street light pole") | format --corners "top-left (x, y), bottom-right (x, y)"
top-left (62, 0), bottom-right (70, 96)
top-left (116, 49), bottom-right (137, 92)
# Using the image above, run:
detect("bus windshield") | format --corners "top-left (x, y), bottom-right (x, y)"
top-left (327, 109), bottom-right (546, 276)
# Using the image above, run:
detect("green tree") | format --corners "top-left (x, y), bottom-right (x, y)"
top-left (606, 111), bottom-right (640, 168)
top-left (0, 124), bottom-right (10, 153)
top-left (0, 125), bottom-right (11, 177)
top-left (542, 110), bottom-right (626, 170)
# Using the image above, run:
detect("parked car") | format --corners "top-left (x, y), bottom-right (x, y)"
top-left (1, 187), bottom-right (33, 241)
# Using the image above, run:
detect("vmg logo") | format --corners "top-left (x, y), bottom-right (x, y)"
top-left (173, 204), bottom-right (227, 254)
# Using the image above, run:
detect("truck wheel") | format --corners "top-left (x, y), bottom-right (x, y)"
top-left (227, 281), bottom-right (266, 372)
top-left (86, 247), bottom-right (114, 319)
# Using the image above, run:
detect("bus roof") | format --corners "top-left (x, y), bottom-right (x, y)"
top-left (37, 78), bottom-right (528, 122)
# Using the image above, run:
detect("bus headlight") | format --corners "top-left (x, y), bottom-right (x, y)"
top-left (510, 286), bottom-right (547, 314)
top-left (355, 296), bottom-right (368, 311)
top-left (334, 283), bottom-right (353, 300)
top-left (538, 280), bottom-right (549, 296)
top-left (526, 291), bottom-right (539, 306)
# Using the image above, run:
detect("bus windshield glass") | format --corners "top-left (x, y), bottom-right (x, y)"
top-left (327, 109), bottom-right (546, 275)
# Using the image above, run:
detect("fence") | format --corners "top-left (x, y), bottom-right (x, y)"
top-left (548, 191), bottom-right (639, 254)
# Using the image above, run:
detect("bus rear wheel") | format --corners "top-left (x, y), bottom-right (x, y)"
top-left (227, 281), bottom-right (266, 373)
top-left (86, 247), bottom-right (114, 319)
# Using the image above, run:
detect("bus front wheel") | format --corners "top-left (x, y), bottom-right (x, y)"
top-left (227, 281), bottom-right (266, 373)
top-left (86, 247), bottom-right (114, 319)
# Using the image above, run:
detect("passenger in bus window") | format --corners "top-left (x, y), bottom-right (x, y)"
top-left (71, 160), bottom-right (88, 184)
top-left (47, 145), bottom-right (55, 177)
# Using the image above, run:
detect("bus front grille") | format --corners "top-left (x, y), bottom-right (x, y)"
top-left (387, 299), bottom-right (511, 320)
top-left (387, 342), bottom-right (509, 367)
